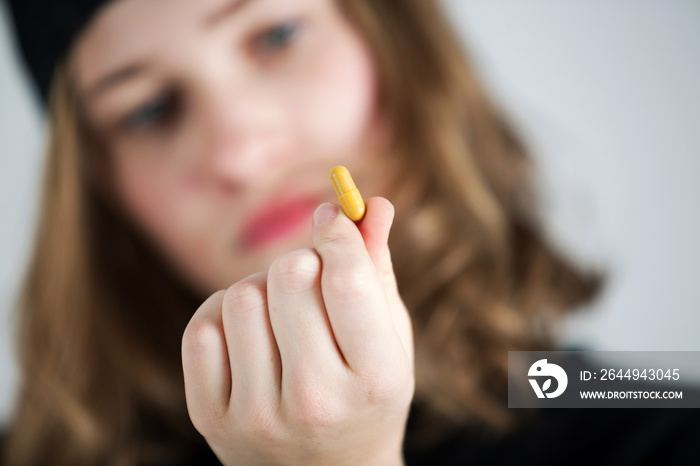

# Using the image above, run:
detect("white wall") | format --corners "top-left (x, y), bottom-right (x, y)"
top-left (440, 0), bottom-right (700, 352)
top-left (1, 1), bottom-right (699, 427)
top-left (0, 1), bottom-right (44, 430)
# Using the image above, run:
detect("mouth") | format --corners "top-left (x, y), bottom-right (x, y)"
top-left (239, 195), bottom-right (321, 251)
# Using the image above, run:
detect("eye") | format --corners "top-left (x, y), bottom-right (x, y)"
top-left (122, 92), bottom-right (179, 132)
top-left (255, 21), bottom-right (300, 54)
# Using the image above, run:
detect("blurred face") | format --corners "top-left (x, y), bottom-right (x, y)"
top-left (72, 0), bottom-right (393, 295)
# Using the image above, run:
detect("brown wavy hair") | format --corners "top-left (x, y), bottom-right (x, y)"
top-left (5, 0), bottom-right (603, 464)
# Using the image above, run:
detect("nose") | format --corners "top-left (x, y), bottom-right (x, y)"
top-left (197, 77), bottom-right (285, 193)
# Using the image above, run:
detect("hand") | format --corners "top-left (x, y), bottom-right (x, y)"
top-left (182, 197), bottom-right (415, 466)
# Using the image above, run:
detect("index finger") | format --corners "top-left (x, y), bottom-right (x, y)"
top-left (311, 202), bottom-right (405, 376)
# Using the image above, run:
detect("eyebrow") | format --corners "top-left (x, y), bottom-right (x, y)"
top-left (85, 0), bottom-right (255, 103)
top-left (85, 63), bottom-right (147, 102)
top-left (204, 0), bottom-right (254, 28)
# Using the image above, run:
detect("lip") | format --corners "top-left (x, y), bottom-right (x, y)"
top-left (239, 194), bottom-right (321, 251)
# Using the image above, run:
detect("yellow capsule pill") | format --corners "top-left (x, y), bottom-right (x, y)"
top-left (330, 166), bottom-right (365, 221)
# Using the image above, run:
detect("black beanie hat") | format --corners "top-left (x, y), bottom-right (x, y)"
top-left (3, 0), bottom-right (114, 106)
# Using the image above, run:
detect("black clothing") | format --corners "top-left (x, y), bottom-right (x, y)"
top-left (2, 405), bottom-right (699, 465)
top-left (3, 353), bottom-right (699, 465)
top-left (403, 404), bottom-right (700, 466)
top-left (402, 352), bottom-right (700, 465)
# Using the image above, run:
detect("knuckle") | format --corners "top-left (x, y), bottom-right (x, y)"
top-left (183, 315), bottom-right (220, 356)
top-left (291, 388), bottom-right (343, 430)
top-left (358, 363), bottom-right (415, 407)
top-left (182, 289), bottom-right (225, 352)
top-left (318, 230), bottom-right (355, 248)
top-left (268, 249), bottom-right (321, 295)
top-left (188, 399), bottom-right (228, 440)
top-left (377, 247), bottom-right (397, 284)
top-left (323, 263), bottom-right (373, 302)
top-left (285, 370), bottom-right (345, 430)
top-left (238, 402), bottom-right (279, 441)
top-left (223, 277), bottom-right (266, 316)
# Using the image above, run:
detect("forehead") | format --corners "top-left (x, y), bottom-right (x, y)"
top-left (72, 0), bottom-right (213, 84)
top-left (71, 0), bottom-right (316, 92)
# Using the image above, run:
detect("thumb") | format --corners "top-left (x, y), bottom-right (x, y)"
top-left (356, 197), bottom-right (398, 295)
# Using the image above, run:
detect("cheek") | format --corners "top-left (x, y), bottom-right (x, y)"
top-left (111, 151), bottom-right (213, 265)
top-left (108, 141), bottom-right (241, 294)
top-left (115, 155), bottom-right (176, 231)
top-left (294, 25), bottom-right (380, 159)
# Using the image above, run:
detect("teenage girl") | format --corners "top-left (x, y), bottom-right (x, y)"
top-left (12, 1), bottom-right (693, 465)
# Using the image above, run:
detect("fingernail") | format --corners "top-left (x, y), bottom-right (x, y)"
top-left (313, 203), bottom-right (338, 227)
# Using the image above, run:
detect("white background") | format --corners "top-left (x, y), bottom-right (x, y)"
top-left (1, 1), bottom-right (699, 427)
